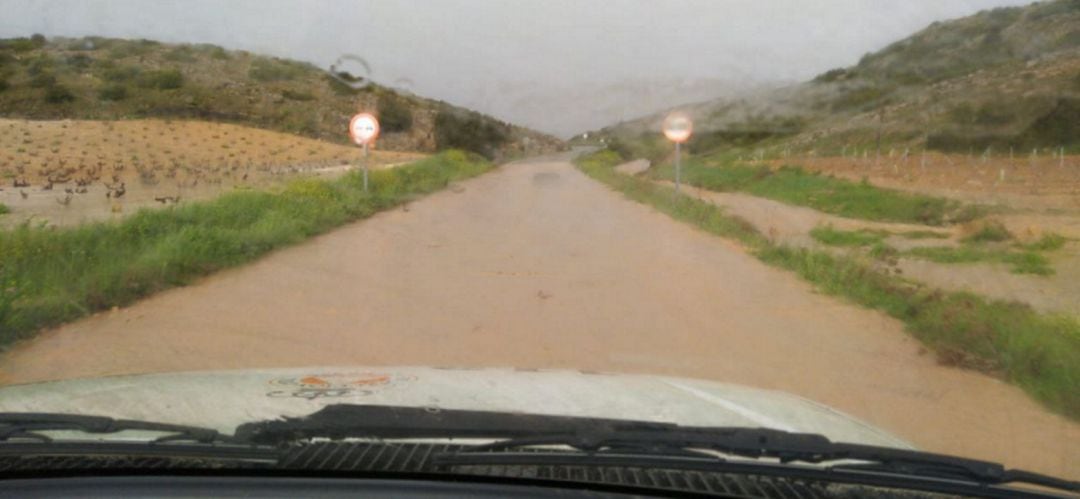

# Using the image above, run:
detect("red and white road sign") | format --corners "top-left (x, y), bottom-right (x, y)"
top-left (349, 113), bottom-right (380, 145)
top-left (662, 112), bottom-right (693, 143)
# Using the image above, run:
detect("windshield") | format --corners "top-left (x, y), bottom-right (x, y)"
top-left (0, 0), bottom-right (1077, 487)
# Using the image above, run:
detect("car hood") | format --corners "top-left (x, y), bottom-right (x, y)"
top-left (0, 366), bottom-right (912, 449)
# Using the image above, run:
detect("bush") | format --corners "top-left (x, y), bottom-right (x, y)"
top-left (1, 38), bottom-right (38, 53)
top-left (98, 83), bottom-right (128, 101)
top-left (28, 72), bottom-right (56, 88)
top-left (29, 34), bottom-right (46, 47)
top-left (963, 220), bottom-right (1013, 243)
top-left (433, 109), bottom-right (508, 158)
top-left (0, 203), bottom-right (8, 215)
top-left (26, 55), bottom-right (54, 76)
top-left (164, 46), bottom-right (197, 63)
top-left (248, 58), bottom-right (308, 82)
top-left (44, 84), bottom-right (75, 104)
top-left (378, 93), bottom-right (413, 133)
top-left (830, 85), bottom-right (892, 112)
top-left (204, 45), bottom-right (229, 60)
top-left (325, 73), bottom-right (360, 95)
top-left (281, 89), bottom-right (314, 101)
top-left (0, 79), bottom-right (8, 93)
top-left (1019, 98), bottom-right (1080, 148)
top-left (138, 69), bottom-right (184, 90)
top-left (813, 68), bottom-right (848, 83)
top-left (101, 64), bottom-right (140, 82)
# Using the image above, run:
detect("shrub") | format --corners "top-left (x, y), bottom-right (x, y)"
top-left (973, 103), bottom-right (1015, 126)
top-left (281, 89), bottom-right (314, 101)
top-left (138, 69), bottom-right (184, 89)
top-left (64, 54), bottom-right (93, 71)
top-left (44, 84), bottom-right (75, 104)
top-left (29, 34), bottom-right (46, 47)
top-left (1019, 98), bottom-right (1080, 148)
top-left (1, 38), bottom-right (37, 52)
top-left (101, 64), bottom-right (140, 82)
top-left (164, 46), bottom-right (197, 62)
top-left (830, 85), bottom-right (892, 112)
top-left (26, 55), bottom-right (54, 76)
top-left (963, 220), bottom-right (1013, 243)
top-left (325, 73), bottom-right (360, 95)
top-left (0, 203), bottom-right (8, 215)
top-left (813, 68), bottom-right (848, 83)
top-left (248, 58), bottom-right (308, 82)
top-left (433, 109), bottom-right (509, 158)
top-left (0, 79), bottom-right (8, 93)
top-left (98, 83), bottom-right (128, 101)
top-left (204, 45), bottom-right (229, 60)
top-left (28, 72), bottom-right (56, 88)
top-left (377, 93), bottom-right (413, 133)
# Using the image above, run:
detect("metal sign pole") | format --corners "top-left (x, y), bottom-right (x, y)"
top-left (675, 141), bottom-right (682, 194)
top-left (362, 143), bottom-right (369, 192)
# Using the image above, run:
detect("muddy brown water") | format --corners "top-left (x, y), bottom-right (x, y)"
top-left (0, 154), bottom-right (1075, 478)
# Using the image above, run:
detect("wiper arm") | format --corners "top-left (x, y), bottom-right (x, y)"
top-left (0, 412), bottom-right (244, 445)
top-left (235, 404), bottom-right (1078, 494)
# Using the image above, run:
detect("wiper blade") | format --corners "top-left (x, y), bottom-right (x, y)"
top-left (457, 430), bottom-right (1078, 493)
top-left (0, 412), bottom-right (244, 445)
top-left (236, 404), bottom-right (1078, 494)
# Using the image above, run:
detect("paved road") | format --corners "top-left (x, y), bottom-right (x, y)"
top-left (0, 154), bottom-right (1075, 477)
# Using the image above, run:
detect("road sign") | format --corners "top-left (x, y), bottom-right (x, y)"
top-left (662, 112), bottom-right (693, 143)
top-left (662, 112), bottom-right (693, 193)
top-left (349, 113), bottom-right (380, 146)
top-left (350, 113), bottom-right (380, 192)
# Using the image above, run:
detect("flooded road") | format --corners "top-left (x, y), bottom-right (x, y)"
top-left (0, 153), bottom-right (1075, 477)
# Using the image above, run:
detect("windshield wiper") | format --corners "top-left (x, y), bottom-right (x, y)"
top-left (235, 405), bottom-right (1079, 495)
top-left (0, 412), bottom-right (244, 445)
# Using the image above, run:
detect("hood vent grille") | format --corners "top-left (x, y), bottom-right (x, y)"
top-left (0, 442), bottom-right (950, 498)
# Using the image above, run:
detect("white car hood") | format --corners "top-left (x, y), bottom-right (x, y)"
top-left (0, 366), bottom-right (912, 449)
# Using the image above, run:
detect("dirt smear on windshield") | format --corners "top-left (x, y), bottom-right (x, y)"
top-left (0, 154), bottom-right (1075, 477)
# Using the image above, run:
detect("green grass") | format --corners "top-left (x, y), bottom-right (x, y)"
top-left (0, 203), bottom-right (8, 215)
top-left (576, 151), bottom-right (765, 248)
top-left (577, 149), bottom-right (1080, 421)
top-left (898, 230), bottom-right (950, 239)
top-left (0, 151), bottom-right (491, 346)
top-left (962, 221), bottom-right (1013, 243)
top-left (810, 225), bottom-right (889, 247)
top-left (906, 246), bottom-right (1054, 275)
top-left (1019, 233), bottom-right (1068, 252)
top-left (649, 159), bottom-right (982, 226)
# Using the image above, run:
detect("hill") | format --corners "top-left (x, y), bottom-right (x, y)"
top-left (597, 0), bottom-right (1080, 157)
top-left (0, 36), bottom-right (562, 158)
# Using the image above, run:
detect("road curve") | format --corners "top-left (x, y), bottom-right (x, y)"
top-left (0, 154), bottom-right (1076, 477)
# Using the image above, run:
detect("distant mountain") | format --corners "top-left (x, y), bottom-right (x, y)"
top-left (0, 36), bottom-right (562, 158)
top-left (464, 77), bottom-right (783, 139)
top-left (598, 0), bottom-right (1080, 156)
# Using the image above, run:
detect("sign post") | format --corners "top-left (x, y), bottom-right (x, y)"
top-left (662, 112), bottom-right (693, 193)
top-left (349, 113), bottom-right (380, 192)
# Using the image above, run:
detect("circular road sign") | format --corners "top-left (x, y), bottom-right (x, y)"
top-left (662, 112), bottom-right (693, 143)
top-left (349, 113), bottom-right (380, 145)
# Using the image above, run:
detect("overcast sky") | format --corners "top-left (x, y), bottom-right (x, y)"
top-left (1, 0), bottom-right (1034, 136)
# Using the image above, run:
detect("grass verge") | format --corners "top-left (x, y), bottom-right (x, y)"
top-left (810, 226), bottom-right (888, 247)
top-left (812, 225), bottom-right (1060, 275)
top-left (0, 150), bottom-right (491, 346)
top-left (905, 246), bottom-right (1053, 275)
top-left (649, 159), bottom-right (982, 226)
top-left (577, 149), bottom-right (1080, 420)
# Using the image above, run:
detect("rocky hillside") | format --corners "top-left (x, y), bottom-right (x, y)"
top-left (599, 0), bottom-right (1080, 156)
top-left (0, 36), bottom-right (562, 158)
